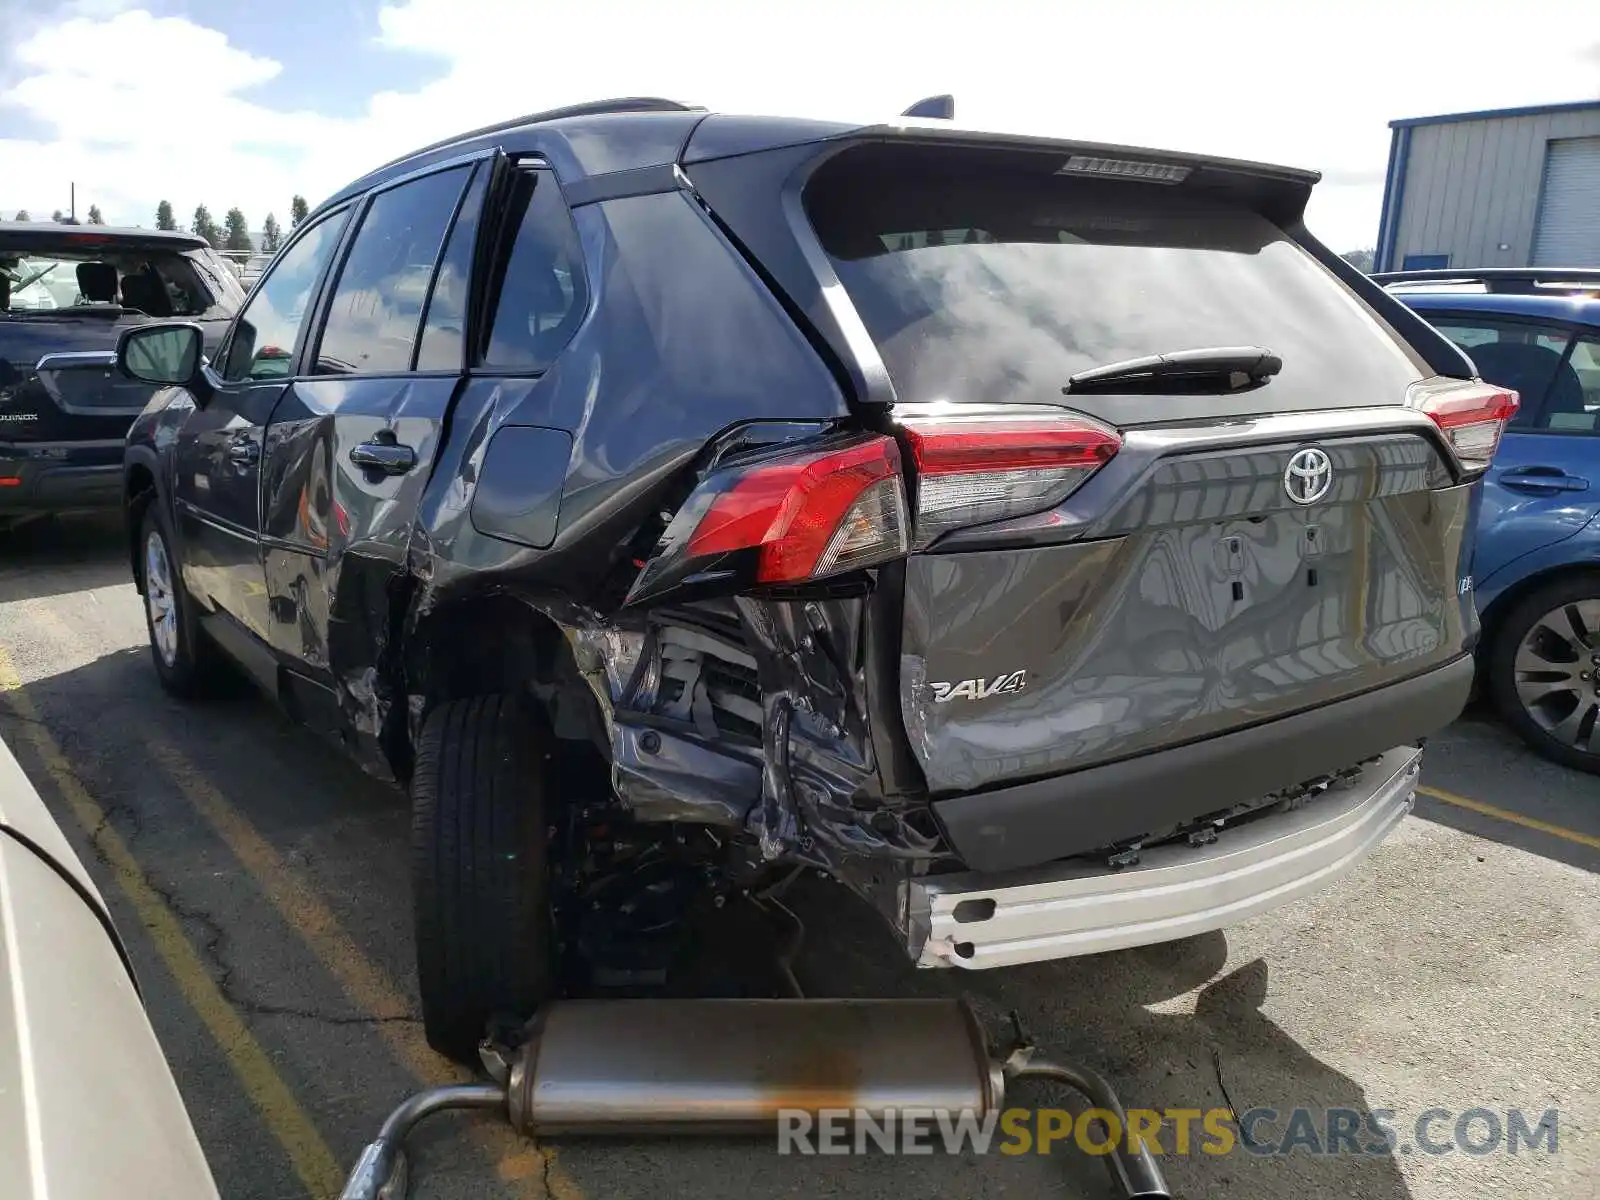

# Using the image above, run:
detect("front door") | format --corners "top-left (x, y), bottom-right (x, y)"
top-left (172, 207), bottom-right (352, 679)
top-left (258, 157), bottom-right (489, 762)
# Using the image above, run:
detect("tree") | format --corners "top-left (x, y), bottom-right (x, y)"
top-left (261, 212), bottom-right (282, 253)
top-left (223, 207), bottom-right (253, 253)
top-left (290, 195), bottom-right (309, 228)
top-left (155, 200), bottom-right (176, 231)
top-left (1340, 247), bottom-right (1376, 273)
top-left (12, 210), bottom-right (27, 222)
top-left (51, 209), bottom-right (63, 222)
top-left (191, 204), bottom-right (221, 248)
top-left (87, 204), bottom-right (105, 225)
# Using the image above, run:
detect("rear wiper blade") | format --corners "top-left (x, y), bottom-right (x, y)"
top-left (1064, 346), bottom-right (1282, 395)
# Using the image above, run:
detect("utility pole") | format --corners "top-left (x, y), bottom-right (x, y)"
top-left (70, 182), bottom-right (75, 223)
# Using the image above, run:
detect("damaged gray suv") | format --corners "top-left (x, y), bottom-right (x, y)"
top-left (118, 97), bottom-right (1506, 1058)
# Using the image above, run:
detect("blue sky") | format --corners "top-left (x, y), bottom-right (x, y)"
top-left (2, 0), bottom-right (1597, 248)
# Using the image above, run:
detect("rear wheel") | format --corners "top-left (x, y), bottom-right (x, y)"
top-left (139, 506), bottom-right (224, 697)
top-left (411, 695), bottom-right (555, 1061)
top-left (1489, 575), bottom-right (1600, 773)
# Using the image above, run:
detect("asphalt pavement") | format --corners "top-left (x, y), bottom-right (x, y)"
top-left (0, 515), bottom-right (1594, 1200)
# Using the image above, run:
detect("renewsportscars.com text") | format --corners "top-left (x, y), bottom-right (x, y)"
top-left (776, 1106), bottom-right (1561, 1158)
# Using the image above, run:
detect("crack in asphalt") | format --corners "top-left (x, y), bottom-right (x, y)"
top-left (71, 770), bottom-right (421, 1030)
top-left (1211, 1045), bottom-right (1251, 1145)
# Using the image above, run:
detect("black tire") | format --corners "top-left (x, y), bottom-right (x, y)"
top-left (1488, 574), bottom-right (1600, 774)
top-left (138, 505), bottom-right (224, 698)
top-left (412, 696), bottom-right (554, 1060)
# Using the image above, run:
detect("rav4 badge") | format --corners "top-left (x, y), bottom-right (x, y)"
top-left (930, 670), bottom-right (1028, 703)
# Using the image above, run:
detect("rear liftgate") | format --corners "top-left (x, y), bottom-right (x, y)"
top-left (341, 997), bottom-right (1170, 1200)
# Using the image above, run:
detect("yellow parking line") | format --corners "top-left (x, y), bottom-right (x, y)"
top-left (0, 649), bottom-right (345, 1199)
top-left (1417, 784), bottom-right (1600, 851)
top-left (146, 735), bottom-right (583, 1198)
top-left (18, 595), bottom-right (578, 1194)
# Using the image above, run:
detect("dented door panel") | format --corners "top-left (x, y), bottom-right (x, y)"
top-left (262, 374), bottom-right (458, 758)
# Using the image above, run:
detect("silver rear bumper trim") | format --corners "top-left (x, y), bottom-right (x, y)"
top-left (905, 745), bottom-right (1421, 969)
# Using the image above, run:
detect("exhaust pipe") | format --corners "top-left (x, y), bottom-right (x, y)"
top-left (342, 999), bottom-right (1169, 1200)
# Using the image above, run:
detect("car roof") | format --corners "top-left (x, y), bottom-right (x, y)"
top-left (0, 223), bottom-right (208, 253)
top-left (316, 96), bottom-right (1320, 221)
top-left (1393, 289), bottom-right (1600, 328)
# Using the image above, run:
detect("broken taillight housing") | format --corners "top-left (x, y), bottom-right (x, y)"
top-left (626, 433), bottom-right (911, 606)
top-left (1409, 377), bottom-right (1519, 473)
top-left (685, 434), bottom-right (908, 582)
top-left (898, 407), bottom-right (1122, 545)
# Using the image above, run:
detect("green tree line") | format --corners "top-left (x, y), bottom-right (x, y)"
top-left (170, 196), bottom-right (306, 254)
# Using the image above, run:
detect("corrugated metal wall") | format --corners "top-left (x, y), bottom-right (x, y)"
top-left (1389, 108), bottom-right (1600, 268)
top-left (1531, 137), bottom-right (1600, 265)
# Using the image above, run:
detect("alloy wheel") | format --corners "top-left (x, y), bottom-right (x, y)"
top-left (145, 528), bottom-right (179, 668)
top-left (1513, 598), bottom-right (1600, 751)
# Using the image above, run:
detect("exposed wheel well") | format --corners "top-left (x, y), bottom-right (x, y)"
top-left (124, 464), bottom-right (156, 588)
top-left (399, 592), bottom-right (610, 784)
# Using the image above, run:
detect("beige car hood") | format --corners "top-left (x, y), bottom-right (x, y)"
top-left (0, 737), bottom-right (218, 1200)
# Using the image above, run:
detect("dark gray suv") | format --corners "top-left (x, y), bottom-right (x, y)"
top-left (118, 97), bottom-right (1504, 1058)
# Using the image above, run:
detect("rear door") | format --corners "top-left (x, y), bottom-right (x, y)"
top-left (1422, 313), bottom-right (1599, 584)
top-left (260, 156), bottom-right (487, 747)
top-left (797, 144), bottom-right (1473, 795)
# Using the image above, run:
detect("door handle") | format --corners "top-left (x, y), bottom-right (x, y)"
top-left (226, 439), bottom-right (259, 466)
top-left (1499, 467), bottom-right (1589, 494)
top-left (350, 438), bottom-right (417, 476)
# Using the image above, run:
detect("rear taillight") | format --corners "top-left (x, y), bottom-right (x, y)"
top-left (898, 408), bottom-right (1122, 544)
top-left (1410, 377), bottom-right (1520, 472)
top-left (683, 434), bottom-right (909, 584)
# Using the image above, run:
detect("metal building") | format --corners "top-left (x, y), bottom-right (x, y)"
top-left (1374, 100), bottom-right (1600, 272)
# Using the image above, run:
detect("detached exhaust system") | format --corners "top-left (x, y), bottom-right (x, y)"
top-left (341, 999), bottom-right (1170, 1200)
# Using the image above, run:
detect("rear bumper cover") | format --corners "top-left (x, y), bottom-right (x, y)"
top-left (0, 447), bottom-right (122, 514)
top-left (906, 744), bottom-right (1421, 969)
top-left (931, 654), bottom-right (1472, 873)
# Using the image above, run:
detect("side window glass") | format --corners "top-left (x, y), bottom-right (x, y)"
top-left (1538, 335), bottom-right (1600, 434)
top-left (1432, 318), bottom-right (1571, 429)
top-left (221, 211), bottom-right (349, 382)
top-left (315, 165), bottom-right (470, 375)
top-left (416, 166), bottom-right (489, 372)
top-left (482, 167), bottom-right (588, 372)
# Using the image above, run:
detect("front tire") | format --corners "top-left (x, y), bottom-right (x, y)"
top-left (139, 506), bottom-right (223, 698)
top-left (1489, 575), bottom-right (1600, 773)
top-left (411, 696), bottom-right (555, 1061)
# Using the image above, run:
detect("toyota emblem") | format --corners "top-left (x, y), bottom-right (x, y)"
top-left (1284, 447), bottom-right (1333, 505)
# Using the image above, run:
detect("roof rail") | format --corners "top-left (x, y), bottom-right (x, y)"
top-left (369, 96), bottom-right (702, 176)
top-left (1371, 267), bottom-right (1600, 294)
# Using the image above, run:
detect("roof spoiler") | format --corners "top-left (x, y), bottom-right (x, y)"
top-left (1372, 267), bottom-right (1600, 294)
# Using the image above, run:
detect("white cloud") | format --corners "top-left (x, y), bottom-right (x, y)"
top-left (1, 0), bottom-right (1597, 248)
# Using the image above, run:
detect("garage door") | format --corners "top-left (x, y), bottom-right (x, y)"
top-left (1532, 136), bottom-right (1600, 266)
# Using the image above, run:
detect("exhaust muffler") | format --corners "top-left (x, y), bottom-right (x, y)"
top-left (342, 999), bottom-right (1170, 1200)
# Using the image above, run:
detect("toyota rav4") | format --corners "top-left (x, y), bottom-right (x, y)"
top-left (118, 97), bottom-right (1499, 1059)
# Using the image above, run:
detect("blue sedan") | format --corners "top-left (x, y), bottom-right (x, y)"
top-left (1380, 268), bottom-right (1600, 771)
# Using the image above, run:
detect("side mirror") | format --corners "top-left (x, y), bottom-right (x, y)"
top-left (117, 323), bottom-right (206, 391)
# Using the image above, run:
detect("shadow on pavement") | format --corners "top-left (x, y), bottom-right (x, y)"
top-left (788, 876), bottom-right (1417, 1200)
top-left (0, 513), bottom-right (130, 603)
top-left (7, 640), bottom-right (1416, 1200)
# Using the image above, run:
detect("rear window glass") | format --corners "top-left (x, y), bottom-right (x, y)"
top-left (1, 245), bottom-right (233, 318)
top-left (804, 154), bottom-right (1422, 420)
